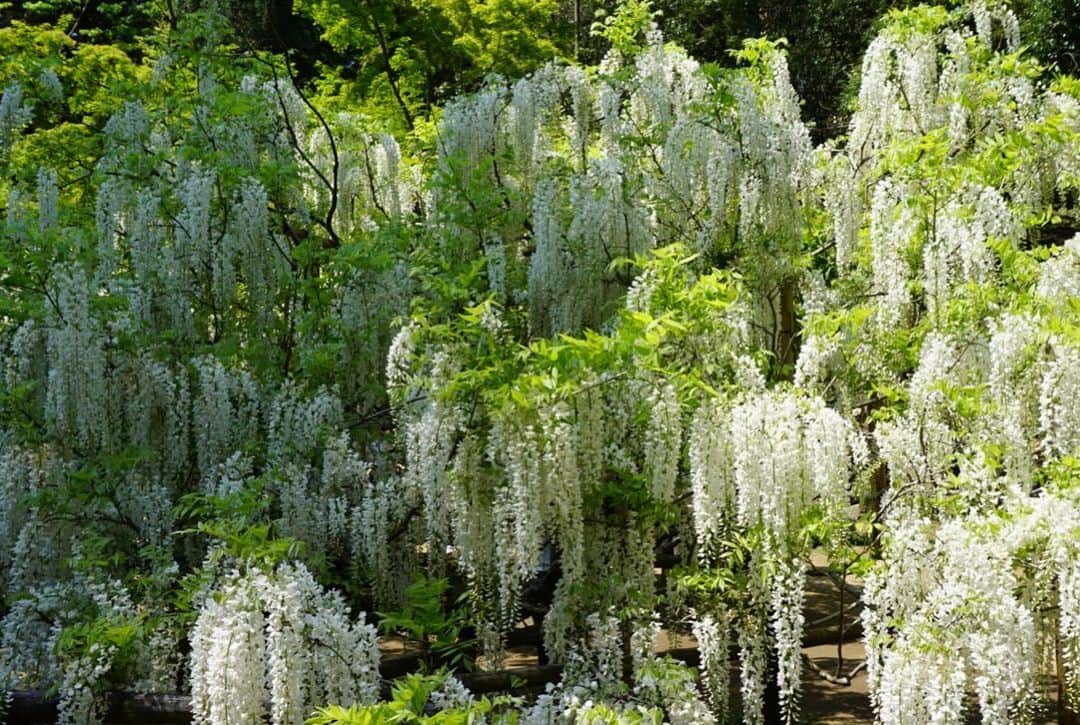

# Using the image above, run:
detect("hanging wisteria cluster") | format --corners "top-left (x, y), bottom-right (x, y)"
top-left (686, 391), bottom-right (865, 723)
top-left (0, 19), bottom-right (414, 721)
top-left (190, 562), bottom-right (380, 725)
top-left (0, 0), bottom-right (1079, 723)
top-left (431, 26), bottom-right (812, 346)
top-left (798, 1), bottom-right (1080, 722)
top-left (388, 17), bottom-right (826, 689)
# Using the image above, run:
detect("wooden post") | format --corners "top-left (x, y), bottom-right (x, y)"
top-left (1058, 626), bottom-right (1080, 725)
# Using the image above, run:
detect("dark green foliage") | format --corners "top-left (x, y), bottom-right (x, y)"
top-left (653, 0), bottom-right (919, 138)
top-left (1012, 0), bottom-right (1080, 75)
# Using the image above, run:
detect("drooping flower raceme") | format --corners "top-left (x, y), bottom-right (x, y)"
top-left (688, 390), bottom-right (862, 723)
top-left (190, 562), bottom-right (379, 725)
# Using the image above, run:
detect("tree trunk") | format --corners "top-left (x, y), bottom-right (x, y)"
top-left (778, 277), bottom-right (797, 374)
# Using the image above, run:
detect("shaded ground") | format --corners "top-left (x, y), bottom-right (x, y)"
top-left (801, 641), bottom-right (872, 723)
top-left (423, 551), bottom-right (1065, 723)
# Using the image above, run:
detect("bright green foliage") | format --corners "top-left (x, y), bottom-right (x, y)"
top-left (590, 0), bottom-right (658, 57)
top-left (0, 0), bottom-right (162, 51)
top-left (296, 0), bottom-right (569, 128)
top-left (175, 487), bottom-right (309, 569)
top-left (307, 673), bottom-right (523, 724)
top-left (0, 21), bottom-right (145, 200)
